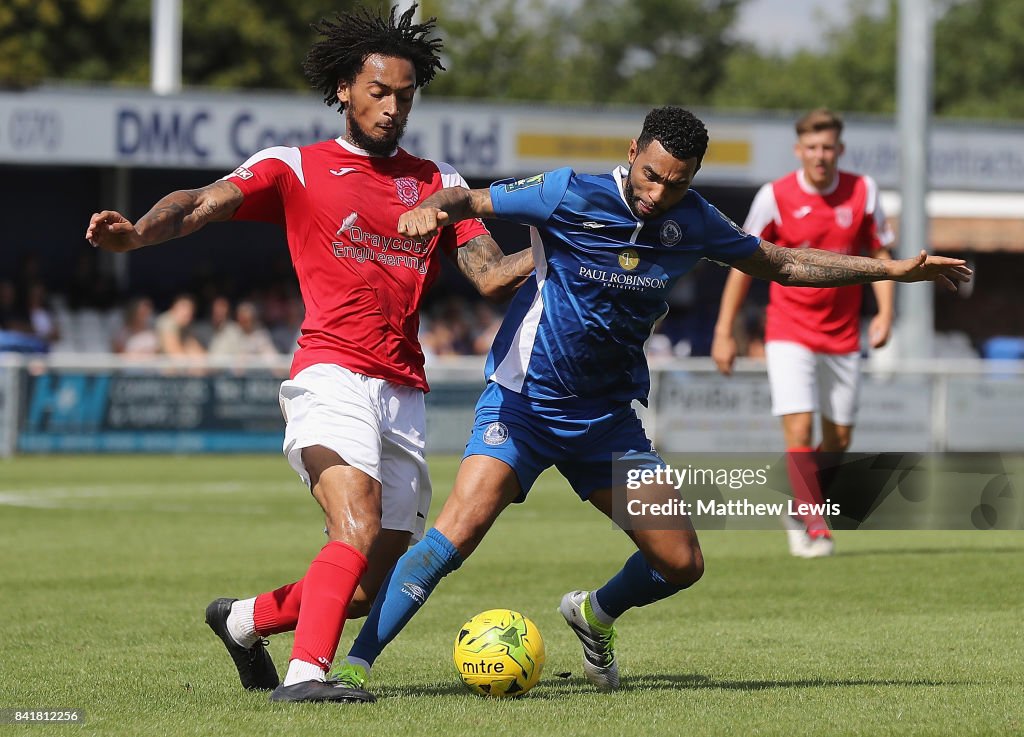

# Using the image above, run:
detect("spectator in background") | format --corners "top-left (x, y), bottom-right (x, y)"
top-left (112, 297), bottom-right (159, 357)
top-left (198, 295), bottom-right (241, 352)
top-left (26, 281), bottom-right (60, 346)
top-left (210, 301), bottom-right (279, 359)
top-left (270, 294), bottom-right (304, 355)
top-left (712, 108), bottom-right (896, 559)
top-left (155, 294), bottom-right (206, 357)
top-left (424, 296), bottom-right (474, 356)
top-left (0, 279), bottom-right (48, 353)
top-left (470, 301), bottom-right (502, 355)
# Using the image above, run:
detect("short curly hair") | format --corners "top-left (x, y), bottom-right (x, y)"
top-left (636, 107), bottom-right (709, 163)
top-left (796, 107), bottom-right (844, 137)
top-left (303, 3), bottom-right (444, 112)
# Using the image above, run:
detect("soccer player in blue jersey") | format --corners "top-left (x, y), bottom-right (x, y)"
top-left (334, 107), bottom-right (971, 693)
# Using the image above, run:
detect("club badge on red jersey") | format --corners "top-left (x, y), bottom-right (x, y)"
top-left (394, 177), bottom-right (420, 207)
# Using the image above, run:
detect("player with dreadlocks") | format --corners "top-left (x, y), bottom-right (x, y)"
top-left (86, 4), bottom-right (532, 703)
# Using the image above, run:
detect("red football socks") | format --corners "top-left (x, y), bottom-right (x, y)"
top-left (289, 541), bottom-right (368, 670)
top-left (253, 579), bottom-right (304, 636)
top-left (786, 446), bottom-right (831, 536)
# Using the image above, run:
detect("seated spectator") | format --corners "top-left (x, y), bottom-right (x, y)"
top-left (210, 300), bottom-right (279, 359)
top-left (113, 297), bottom-right (159, 357)
top-left (426, 296), bottom-right (474, 356)
top-left (198, 295), bottom-right (241, 351)
top-left (27, 281), bottom-right (60, 346)
top-left (471, 301), bottom-right (502, 355)
top-left (155, 294), bottom-right (206, 357)
top-left (0, 279), bottom-right (48, 354)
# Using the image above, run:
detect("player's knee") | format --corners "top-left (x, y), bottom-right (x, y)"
top-left (655, 547), bottom-right (704, 588)
top-left (346, 595), bottom-right (370, 619)
top-left (324, 513), bottom-right (380, 552)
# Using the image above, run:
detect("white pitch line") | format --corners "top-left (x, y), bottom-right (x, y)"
top-left (0, 480), bottom-right (300, 513)
top-left (0, 492), bottom-right (274, 515)
top-left (0, 480), bottom-right (291, 498)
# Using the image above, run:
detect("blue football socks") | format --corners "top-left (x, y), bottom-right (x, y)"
top-left (348, 528), bottom-right (462, 666)
top-left (593, 551), bottom-right (685, 620)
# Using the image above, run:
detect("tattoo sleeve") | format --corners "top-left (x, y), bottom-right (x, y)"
top-left (135, 181), bottom-right (241, 245)
top-left (455, 235), bottom-right (534, 300)
top-left (734, 241), bottom-right (890, 287)
top-left (419, 187), bottom-right (494, 221)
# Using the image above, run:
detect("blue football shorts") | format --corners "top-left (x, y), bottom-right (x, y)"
top-left (463, 381), bottom-right (664, 502)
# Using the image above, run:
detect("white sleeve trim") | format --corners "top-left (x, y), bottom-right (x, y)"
top-left (434, 160), bottom-right (470, 189)
top-left (743, 182), bottom-right (778, 237)
top-left (222, 146), bottom-right (305, 188)
top-left (863, 175), bottom-right (896, 248)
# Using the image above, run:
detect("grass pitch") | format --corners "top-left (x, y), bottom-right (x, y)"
top-left (1, 455), bottom-right (1021, 736)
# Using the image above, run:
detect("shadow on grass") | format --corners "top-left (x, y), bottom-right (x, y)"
top-left (375, 673), bottom-right (968, 700)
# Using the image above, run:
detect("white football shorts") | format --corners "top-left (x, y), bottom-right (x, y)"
top-left (278, 363), bottom-right (431, 540)
top-left (764, 341), bottom-right (861, 426)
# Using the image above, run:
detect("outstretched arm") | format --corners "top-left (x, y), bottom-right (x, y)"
top-left (452, 235), bottom-right (534, 302)
top-left (398, 187), bottom-right (494, 242)
top-left (731, 241), bottom-right (972, 291)
top-left (404, 186), bottom-right (531, 300)
top-left (86, 180), bottom-right (244, 252)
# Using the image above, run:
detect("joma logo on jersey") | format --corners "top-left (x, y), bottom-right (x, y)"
top-left (618, 248), bottom-right (640, 270)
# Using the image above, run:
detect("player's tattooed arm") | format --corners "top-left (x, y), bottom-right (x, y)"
top-left (454, 235), bottom-right (534, 301)
top-left (732, 240), bottom-right (971, 291)
top-left (399, 187), bottom-right (495, 242)
top-left (86, 180), bottom-right (243, 253)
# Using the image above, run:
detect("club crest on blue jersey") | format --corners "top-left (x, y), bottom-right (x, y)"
top-left (482, 422), bottom-right (509, 446)
top-left (504, 174), bottom-right (544, 193)
top-left (659, 220), bottom-right (684, 246)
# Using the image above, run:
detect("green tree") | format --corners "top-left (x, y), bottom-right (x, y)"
top-left (712, 0), bottom-right (898, 114)
top-left (934, 0), bottom-right (1024, 118)
top-left (0, 0), bottom-right (381, 90)
top-left (712, 0), bottom-right (1024, 120)
top-left (421, 0), bottom-right (570, 101)
top-left (5, 0), bottom-right (1024, 122)
top-left (425, 0), bottom-right (745, 105)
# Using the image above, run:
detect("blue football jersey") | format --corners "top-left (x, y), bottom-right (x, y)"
top-left (486, 166), bottom-right (760, 405)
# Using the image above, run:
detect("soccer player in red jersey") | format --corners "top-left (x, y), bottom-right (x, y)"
top-left (712, 108), bottom-right (896, 558)
top-left (86, 5), bottom-right (531, 703)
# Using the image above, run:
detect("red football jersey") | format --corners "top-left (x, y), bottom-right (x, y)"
top-left (744, 169), bottom-right (895, 353)
top-left (224, 138), bottom-right (488, 390)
